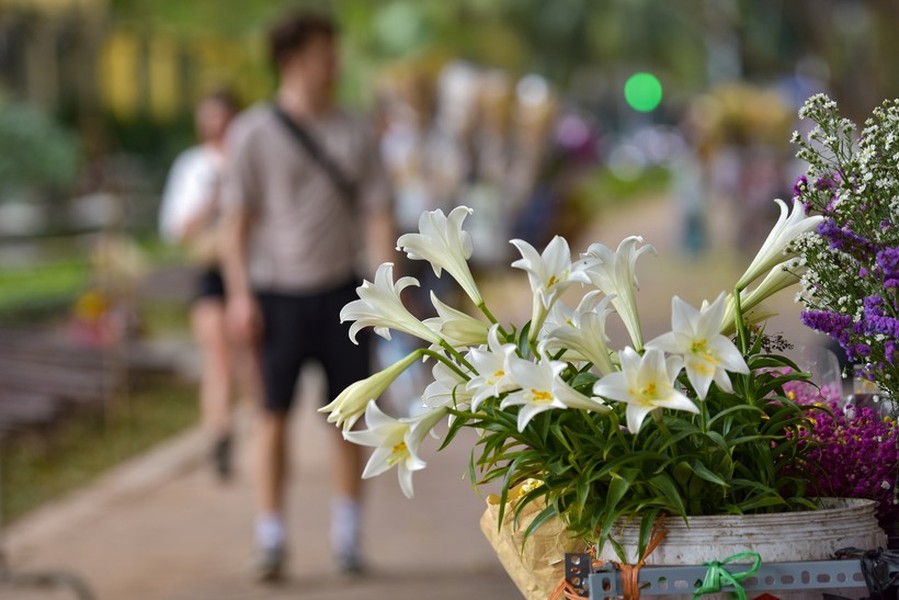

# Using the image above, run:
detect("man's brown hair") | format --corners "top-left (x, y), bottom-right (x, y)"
top-left (268, 11), bottom-right (338, 70)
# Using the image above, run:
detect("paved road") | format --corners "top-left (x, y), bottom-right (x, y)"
top-left (2, 195), bottom-right (822, 600)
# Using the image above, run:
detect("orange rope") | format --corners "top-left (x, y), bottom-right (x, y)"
top-left (549, 518), bottom-right (668, 600)
top-left (613, 518), bottom-right (667, 600)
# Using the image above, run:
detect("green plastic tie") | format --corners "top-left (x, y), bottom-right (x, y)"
top-left (692, 551), bottom-right (762, 600)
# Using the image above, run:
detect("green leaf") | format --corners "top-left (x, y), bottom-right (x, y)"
top-left (522, 499), bottom-right (560, 543)
top-left (636, 508), bottom-right (662, 561)
top-left (689, 460), bottom-right (729, 487)
top-left (517, 322), bottom-right (532, 359)
top-left (649, 473), bottom-right (687, 516)
top-left (707, 404), bottom-right (764, 427)
top-left (569, 371), bottom-right (599, 394)
top-left (599, 474), bottom-right (632, 540)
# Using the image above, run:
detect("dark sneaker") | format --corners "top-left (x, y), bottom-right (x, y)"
top-left (337, 550), bottom-right (366, 576)
top-left (212, 434), bottom-right (233, 481)
top-left (255, 544), bottom-right (285, 583)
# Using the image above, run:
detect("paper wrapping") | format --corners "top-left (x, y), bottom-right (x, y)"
top-left (479, 491), bottom-right (583, 600)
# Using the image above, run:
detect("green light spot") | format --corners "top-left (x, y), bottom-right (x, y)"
top-left (624, 72), bottom-right (663, 112)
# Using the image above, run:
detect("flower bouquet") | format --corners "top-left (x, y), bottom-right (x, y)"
top-left (783, 377), bottom-right (899, 532)
top-left (320, 186), bottom-right (842, 588)
top-left (792, 94), bottom-right (899, 405)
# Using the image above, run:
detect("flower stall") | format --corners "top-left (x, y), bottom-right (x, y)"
top-left (321, 93), bottom-right (897, 600)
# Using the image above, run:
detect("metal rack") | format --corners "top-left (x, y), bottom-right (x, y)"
top-left (564, 553), bottom-right (868, 599)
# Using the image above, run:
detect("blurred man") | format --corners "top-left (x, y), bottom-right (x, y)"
top-left (219, 11), bottom-right (394, 581)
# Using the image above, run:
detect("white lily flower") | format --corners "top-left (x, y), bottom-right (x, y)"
top-left (720, 262), bottom-right (802, 334)
top-left (582, 236), bottom-right (656, 351)
top-left (510, 235), bottom-right (590, 339)
top-left (735, 198), bottom-right (823, 290)
top-left (423, 291), bottom-right (490, 348)
top-left (396, 206), bottom-right (484, 306)
top-left (466, 324), bottom-right (518, 411)
top-left (541, 292), bottom-right (617, 376)
top-left (344, 401), bottom-right (438, 498)
top-left (646, 294), bottom-right (749, 399)
top-left (593, 347), bottom-right (697, 434)
top-left (320, 349), bottom-right (424, 430)
top-left (340, 263), bottom-right (441, 345)
top-left (501, 355), bottom-right (608, 431)
top-left (422, 359), bottom-right (473, 410)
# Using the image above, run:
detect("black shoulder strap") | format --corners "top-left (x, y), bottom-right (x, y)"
top-left (271, 103), bottom-right (358, 205)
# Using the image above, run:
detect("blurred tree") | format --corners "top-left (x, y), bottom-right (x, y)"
top-left (0, 98), bottom-right (79, 196)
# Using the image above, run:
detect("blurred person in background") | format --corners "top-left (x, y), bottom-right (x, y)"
top-left (159, 88), bottom-right (258, 482)
top-left (219, 10), bottom-right (394, 582)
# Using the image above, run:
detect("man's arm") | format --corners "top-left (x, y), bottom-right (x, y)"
top-left (365, 203), bottom-right (399, 275)
top-left (220, 205), bottom-right (261, 342)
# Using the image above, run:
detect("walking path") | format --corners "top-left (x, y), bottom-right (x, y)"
top-left (1, 195), bottom-right (823, 600)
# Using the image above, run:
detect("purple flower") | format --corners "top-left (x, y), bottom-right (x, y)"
top-left (789, 396), bottom-right (899, 522)
top-left (815, 174), bottom-right (839, 192)
top-left (793, 175), bottom-right (808, 199)
top-left (864, 296), bottom-right (885, 317)
top-left (850, 343), bottom-right (872, 358)
top-left (865, 314), bottom-right (899, 339)
top-left (817, 219), bottom-right (878, 259)
top-left (887, 341), bottom-right (896, 364)
top-left (801, 310), bottom-right (853, 345)
top-left (877, 248), bottom-right (899, 278)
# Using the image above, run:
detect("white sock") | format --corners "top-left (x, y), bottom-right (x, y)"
top-left (256, 513), bottom-right (285, 550)
top-left (330, 496), bottom-right (360, 557)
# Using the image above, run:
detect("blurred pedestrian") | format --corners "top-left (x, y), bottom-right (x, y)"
top-left (219, 11), bottom-right (394, 581)
top-left (159, 88), bottom-right (258, 481)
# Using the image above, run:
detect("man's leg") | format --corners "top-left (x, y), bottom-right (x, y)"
top-left (256, 408), bottom-right (289, 523)
top-left (253, 408), bottom-right (290, 580)
top-left (253, 292), bottom-right (306, 581)
top-left (319, 280), bottom-right (373, 573)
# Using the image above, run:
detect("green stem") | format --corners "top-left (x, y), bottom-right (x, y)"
top-left (651, 408), bottom-right (672, 438)
top-left (733, 286), bottom-right (750, 355)
top-left (434, 341), bottom-right (475, 374)
top-left (477, 301), bottom-right (510, 340)
top-left (699, 395), bottom-right (709, 434)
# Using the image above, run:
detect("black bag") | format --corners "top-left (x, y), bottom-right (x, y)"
top-left (270, 103), bottom-right (358, 205)
top-left (835, 547), bottom-right (899, 600)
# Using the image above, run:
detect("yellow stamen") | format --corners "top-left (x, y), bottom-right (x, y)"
top-left (531, 389), bottom-right (553, 403)
top-left (388, 441), bottom-right (408, 466)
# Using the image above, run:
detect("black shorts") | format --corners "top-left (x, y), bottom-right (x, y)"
top-left (195, 269), bottom-right (226, 302)
top-left (256, 279), bottom-right (371, 414)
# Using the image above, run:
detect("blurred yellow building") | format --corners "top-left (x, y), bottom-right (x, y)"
top-left (0, 0), bottom-right (252, 123)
